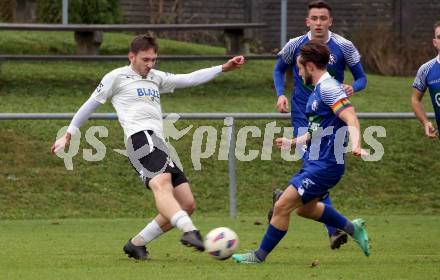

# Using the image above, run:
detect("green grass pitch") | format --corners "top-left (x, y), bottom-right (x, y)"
top-left (1, 215), bottom-right (439, 280)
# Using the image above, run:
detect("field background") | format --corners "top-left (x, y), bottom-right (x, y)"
top-left (1, 216), bottom-right (439, 280)
top-left (0, 31), bottom-right (439, 279)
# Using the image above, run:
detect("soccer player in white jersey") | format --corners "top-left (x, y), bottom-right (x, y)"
top-left (51, 35), bottom-right (245, 260)
top-left (269, 0), bottom-right (367, 250)
top-left (412, 21), bottom-right (440, 139)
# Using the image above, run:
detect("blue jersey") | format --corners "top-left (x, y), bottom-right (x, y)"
top-left (412, 56), bottom-right (440, 131)
top-left (303, 72), bottom-right (351, 173)
top-left (277, 31), bottom-right (361, 107)
top-left (274, 31), bottom-right (366, 137)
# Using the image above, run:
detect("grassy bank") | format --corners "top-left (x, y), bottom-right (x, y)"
top-left (0, 32), bottom-right (438, 219)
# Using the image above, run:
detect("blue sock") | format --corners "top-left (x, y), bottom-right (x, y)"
top-left (255, 224), bottom-right (287, 261)
top-left (321, 194), bottom-right (337, 236)
top-left (318, 204), bottom-right (354, 236)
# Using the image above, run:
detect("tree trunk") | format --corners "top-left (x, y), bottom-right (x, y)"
top-left (74, 31), bottom-right (103, 55)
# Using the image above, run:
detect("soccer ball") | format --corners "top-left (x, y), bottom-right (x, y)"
top-left (204, 227), bottom-right (239, 260)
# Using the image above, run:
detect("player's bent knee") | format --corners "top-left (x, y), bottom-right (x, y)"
top-left (273, 200), bottom-right (294, 216)
top-left (295, 207), bottom-right (311, 218)
top-left (181, 199), bottom-right (196, 215)
top-left (295, 200), bottom-right (322, 220)
top-left (295, 207), bottom-right (316, 220)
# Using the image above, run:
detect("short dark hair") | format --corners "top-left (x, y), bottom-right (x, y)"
top-left (299, 40), bottom-right (330, 70)
top-left (434, 21), bottom-right (440, 31)
top-left (129, 34), bottom-right (158, 54)
top-left (308, 0), bottom-right (332, 16)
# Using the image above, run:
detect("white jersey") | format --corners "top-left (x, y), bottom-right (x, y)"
top-left (91, 66), bottom-right (175, 140)
top-left (90, 65), bottom-right (222, 140)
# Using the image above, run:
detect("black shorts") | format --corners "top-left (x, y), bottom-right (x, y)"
top-left (127, 130), bottom-right (188, 188)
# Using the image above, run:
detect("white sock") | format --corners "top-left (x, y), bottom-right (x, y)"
top-left (170, 210), bottom-right (197, 232)
top-left (132, 220), bottom-right (163, 246)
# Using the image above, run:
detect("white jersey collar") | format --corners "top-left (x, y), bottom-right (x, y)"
top-left (316, 72), bottom-right (332, 86)
top-left (307, 30), bottom-right (332, 43)
top-left (129, 64), bottom-right (143, 77)
top-left (437, 55), bottom-right (440, 64)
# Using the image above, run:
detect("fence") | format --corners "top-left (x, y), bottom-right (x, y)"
top-left (0, 112), bottom-right (435, 218)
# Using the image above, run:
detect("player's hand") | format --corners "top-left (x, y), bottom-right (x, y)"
top-left (222, 56), bottom-right (245, 72)
top-left (424, 121), bottom-right (437, 139)
top-left (352, 147), bottom-right (369, 157)
top-left (276, 95), bottom-right (289, 113)
top-left (342, 84), bottom-right (354, 97)
top-left (51, 133), bottom-right (71, 154)
top-left (275, 137), bottom-right (294, 150)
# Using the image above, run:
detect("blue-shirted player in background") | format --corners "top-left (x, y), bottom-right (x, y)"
top-left (268, 0), bottom-right (367, 250)
top-left (412, 21), bottom-right (440, 139)
top-left (233, 40), bottom-right (370, 264)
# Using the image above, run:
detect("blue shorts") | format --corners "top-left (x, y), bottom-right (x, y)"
top-left (289, 168), bottom-right (343, 204)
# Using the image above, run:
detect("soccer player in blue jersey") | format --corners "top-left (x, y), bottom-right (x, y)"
top-left (233, 41), bottom-right (370, 264)
top-left (269, 0), bottom-right (367, 250)
top-left (412, 21), bottom-right (440, 139)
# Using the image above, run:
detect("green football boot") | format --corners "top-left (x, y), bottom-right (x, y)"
top-left (352, 218), bottom-right (370, 256)
top-left (232, 251), bottom-right (262, 264)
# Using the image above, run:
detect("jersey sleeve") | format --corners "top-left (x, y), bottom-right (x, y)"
top-left (349, 62), bottom-right (367, 93)
top-left (412, 63), bottom-right (431, 93)
top-left (91, 71), bottom-right (117, 104)
top-left (67, 97), bottom-right (102, 135)
top-left (277, 35), bottom-right (306, 65)
top-left (157, 66), bottom-right (223, 93)
top-left (273, 57), bottom-right (289, 96)
top-left (332, 34), bottom-right (361, 67)
top-left (320, 80), bottom-right (352, 116)
top-left (156, 70), bottom-right (177, 93)
top-left (343, 41), bottom-right (361, 67)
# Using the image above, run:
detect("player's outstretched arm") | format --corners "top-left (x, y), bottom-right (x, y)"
top-left (338, 106), bottom-right (367, 157)
top-left (275, 132), bottom-right (311, 150)
top-left (167, 56), bottom-right (245, 89)
top-left (51, 97), bottom-right (102, 154)
top-left (50, 132), bottom-right (72, 154)
top-left (221, 56), bottom-right (245, 72)
top-left (411, 89), bottom-right (437, 138)
top-left (275, 137), bottom-right (294, 150)
top-left (51, 132), bottom-right (72, 154)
